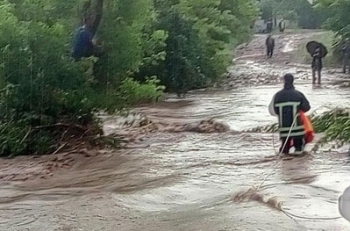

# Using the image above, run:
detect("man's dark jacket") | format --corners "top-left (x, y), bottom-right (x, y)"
top-left (272, 78), bottom-right (311, 138)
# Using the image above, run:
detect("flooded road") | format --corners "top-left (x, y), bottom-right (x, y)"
top-left (1, 30), bottom-right (350, 230)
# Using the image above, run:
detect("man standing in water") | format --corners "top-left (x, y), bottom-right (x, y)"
top-left (268, 74), bottom-right (311, 155)
top-left (312, 46), bottom-right (323, 85)
top-left (265, 35), bottom-right (275, 58)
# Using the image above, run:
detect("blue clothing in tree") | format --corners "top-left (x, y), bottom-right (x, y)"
top-left (72, 26), bottom-right (94, 60)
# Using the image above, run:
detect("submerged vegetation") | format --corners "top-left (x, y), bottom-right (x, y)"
top-left (312, 108), bottom-right (350, 145)
top-left (248, 108), bottom-right (350, 146)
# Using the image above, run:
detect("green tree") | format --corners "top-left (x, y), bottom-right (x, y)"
top-left (0, 0), bottom-right (164, 156)
top-left (137, 0), bottom-right (258, 95)
top-left (315, 0), bottom-right (350, 38)
top-left (0, 0), bottom-right (258, 156)
top-left (257, 0), bottom-right (327, 29)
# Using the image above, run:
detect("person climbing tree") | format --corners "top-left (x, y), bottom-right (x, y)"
top-left (72, 15), bottom-right (96, 61)
top-left (72, 0), bottom-right (104, 61)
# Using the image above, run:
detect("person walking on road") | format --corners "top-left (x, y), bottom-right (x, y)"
top-left (311, 46), bottom-right (323, 85)
top-left (266, 35), bottom-right (275, 58)
top-left (266, 18), bottom-right (273, 33)
top-left (278, 19), bottom-right (285, 33)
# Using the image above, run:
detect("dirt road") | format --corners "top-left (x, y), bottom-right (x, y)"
top-left (0, 30), bottom-right (349, 231)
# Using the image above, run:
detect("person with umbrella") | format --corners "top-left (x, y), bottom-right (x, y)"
top-left (312, 46), bottom-right (322, 84)
top-left (307, 41), bottom-right (328, 85)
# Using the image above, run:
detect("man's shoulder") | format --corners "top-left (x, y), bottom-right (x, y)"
top-left (77, 27), bottom-right (92, 39)
top-left (293, 89), bottom-right (305, 95)
top-left (292, 89), bottom-right (309, 100)
top-left (274, 89), bottom-right (284, 99)
top-left (275, 89), bottom-right (284, 95)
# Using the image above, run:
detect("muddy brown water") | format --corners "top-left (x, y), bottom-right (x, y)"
top-left (1, 31), bottom-right (350, 230)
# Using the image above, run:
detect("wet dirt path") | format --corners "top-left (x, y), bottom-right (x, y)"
top-left (1, 30), bottom-right (350, 231)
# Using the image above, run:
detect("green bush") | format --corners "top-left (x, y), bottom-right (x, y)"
top-left (312, 108), bottom-right (350, 143)
top-left (0, 0), bottom-right (258, 157)
top-left (0, 2), bottom-right (103, 156)
top-left (120, 77), bottom-right (165, 105)
top-left (248, 108), bottom-right (350, 146)
top-left (136, 0), bottom-right (258, 96)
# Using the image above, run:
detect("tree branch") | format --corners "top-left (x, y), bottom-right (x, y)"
top-left (91, 0), bottom-right (104, 36)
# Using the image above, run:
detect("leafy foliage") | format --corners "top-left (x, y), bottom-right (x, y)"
top-left (96, 0), bottom-right (155, 84)
top-left (120, 77), bottom-right (165, 105)
top-left (315, 0), bottom-right (350, 38)
top-left (312, 0), bottom-right (350, 63)
top-left (0, 0), bottom-right (164, 156)
top-left (312, 108), bottom-right (350, 144)
top-left (136, 0), bottom-right (258, 96)
top-left (0, 0), bottom-right (258, 156)
top-left (248, 108), bottom-right (350, 146)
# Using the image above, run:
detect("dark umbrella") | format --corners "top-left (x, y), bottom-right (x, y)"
top-left (306, 41), bottom-right (328, 58)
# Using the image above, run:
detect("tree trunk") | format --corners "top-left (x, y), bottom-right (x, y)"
top-left (91, 0), bottom-right (104, 37)
top-left (80, 0), bottom-right (104, 36)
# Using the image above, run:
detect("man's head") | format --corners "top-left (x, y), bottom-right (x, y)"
top-left (284, 73), bottom-right (294, 88)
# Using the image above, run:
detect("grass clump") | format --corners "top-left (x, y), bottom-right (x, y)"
top-left (247, 108), bottom-right (350, 146)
